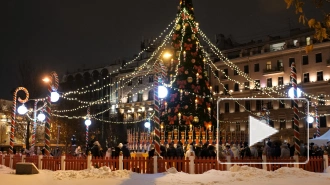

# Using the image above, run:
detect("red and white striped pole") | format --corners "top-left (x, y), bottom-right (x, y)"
top-left (45, 71), bottom-right (59, 156)
top-left (315, 104), bottom-right (320, 137)
top-left (154, 62), bottom-right (161, 155)
top-left (86, 107), bottom-right (91, 149)
top-left (10, 87), bottom-right (29, 154)
top-left (291, 62), bottom-right (300, 155)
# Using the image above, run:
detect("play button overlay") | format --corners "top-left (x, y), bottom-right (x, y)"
top-left (249, 116), bottom-right (278, 147)
top-left (216, 98), bottom-right (310, 165)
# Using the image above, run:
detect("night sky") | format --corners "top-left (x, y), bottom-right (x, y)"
top-left (0, 0), bottom-right (322, 100)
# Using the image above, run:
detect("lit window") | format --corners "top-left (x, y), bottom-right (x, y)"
top-left (266, 61), bottom-right (271, 70)
top-left (306, 37), bottom-right (311, 45)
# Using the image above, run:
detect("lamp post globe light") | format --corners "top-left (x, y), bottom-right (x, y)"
top-left (85, 119), bottom-right (92, 127)
top-left (158, 85), bottom-right (168, 99)
top-left (51, 92), bottom-right (60, 102)
top-left (37, 112), bottom-right (46, 122)
top-left (17, 104), bottom-right (28, 115)
top-left (307, 116), bottom-right (314, 124)
top-left (144, 121), bottom-right (151, 129)
top-left (288, 87), bottom-right (302, 99)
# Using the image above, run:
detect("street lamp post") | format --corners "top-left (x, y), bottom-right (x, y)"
top-left (10, 87), bottom-right (29, 154)
top-left (31, 99), bottom-right (46, 150)
top-left (153, 60), bottom-right (167, 156)
top-left (85, 107), bottom-right (92, 150)
top-left (44, 71), bottom-right (59, 156)
top-left (290, 62), bottom-right (300, 155)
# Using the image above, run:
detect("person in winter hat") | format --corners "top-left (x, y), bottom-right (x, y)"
top-left (231, 144), bottom-right (240, 159)
top-left (105, 148), bottom-right (111, 158)
top-left (280, 143), bottom-right (290, 158)
top-left (185, 145), bottom-right (195, 159)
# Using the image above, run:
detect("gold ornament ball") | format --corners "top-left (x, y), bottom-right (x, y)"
top-left (184, 105), bottom-right (189, 109)
top-left (176, 24), bottom-right (181, 31)
top-left (193, 116), bottom-right (199, 123)
top-left (191, 59), bottom-right (195, 63)
top-left (187, 77), bottom-right (193, 83)
top-left (185, 70), bottom-right (189, 74)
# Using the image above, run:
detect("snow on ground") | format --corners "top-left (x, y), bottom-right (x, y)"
top-left (0, 164), bottom-right (329, 185)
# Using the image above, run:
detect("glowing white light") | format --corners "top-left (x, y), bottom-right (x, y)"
top-left (51, 92), bottom-right (60, 102)
top-left (37, 113), bottom-right (46, 121)
top-left (288, 87), bottom-right (302, 99)
top-left (158, 85), bottom-right (168, 99)
top-left (307, 116), bottom-right (314, 124)
top-left (17, 105), bottom-right (28, 115)
top-left (144, 121), bottom-right (150, 129)
top-left (85, 119), bottom-right (91, 126)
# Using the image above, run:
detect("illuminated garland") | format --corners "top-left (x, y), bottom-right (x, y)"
top-left (61, 13), bottom-right (182, 97)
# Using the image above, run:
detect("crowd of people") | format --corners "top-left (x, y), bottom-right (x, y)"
top-left (2, 139), bottom-right (328, 160)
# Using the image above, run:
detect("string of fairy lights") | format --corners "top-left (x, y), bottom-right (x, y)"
top-left (51, 7), bottom-right (330, 125)
top-left (51, 13), bottom-right (182, 122)
top-left (54, 26), bottom-right (176, 114)
top-left (57, 11), bottom-right (179, 104)
top-left (198, 29), bottom-right (330, 103)
top-left (60, 12), bottom-right (182, 97)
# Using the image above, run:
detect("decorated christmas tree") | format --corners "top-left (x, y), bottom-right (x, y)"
top-left (160, 0), bottom-right (215, 144)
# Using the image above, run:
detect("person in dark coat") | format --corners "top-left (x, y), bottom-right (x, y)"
top-left (274, 144), bottom-right (281, 157)
top-left (194, 143), bottom-right (202, 157)
top-left (148, 144), bottom-right (155, 159)
top-left (166, 143), bottom-right (177, 157)
top-left (160, 144), bottom-right (167, 157)
top-left (176, 144), bottom-right (184, 157)
top-left (91, 141), bottom-right (101, 157)
top-left (289, 143), bottom-right (295, 156)
top-left (200, 144), bottom-right (210, 158)
top-left (208, 145), bottom-right (216, 157)
top-left (121, 142), bottom-right (130, 158)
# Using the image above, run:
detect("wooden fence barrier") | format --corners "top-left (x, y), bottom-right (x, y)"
top-left (157, 157), bottom-right (189, 173)
top-left (0, 154), bottom-right (328, 173)
top-left (24, 156), bottom-right (39, 167)
top-left (91, 156), bottom-right (118, 171)
top-left (65, 156), bottom-right (87, 171)
top-left (231, 157), bottom-right (263, 169)
top-left (194, 157), bottom-right (226, 174)
top-left (12, 155), bottom-right (23, 169)
top-left (299, 156), bottom-right (324, 173)
top-left (123, 157), bottom-right (153, 174)
top-left (266, 157), bottom-right (295, 171)
top-left (42, 157), bottom-right (61, 171)
top-left (4, 155), bottom-right (10, 167)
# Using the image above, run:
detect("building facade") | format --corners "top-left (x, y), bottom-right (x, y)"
top-left (212, 29), bottom-right (330, 144)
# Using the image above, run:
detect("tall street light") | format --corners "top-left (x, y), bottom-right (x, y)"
top-left (153, 58), bottom-right (168, 156)
top-left (44, 71), bottom-right (59, 156)
top-left (85, 107), bottom-right (92, 151)
top-left (10, 87), bottom-right (29, 154)
top-left (290, 62), bottom-right (300, 155)
top-left (31, 99), bottom-right (46, 150)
